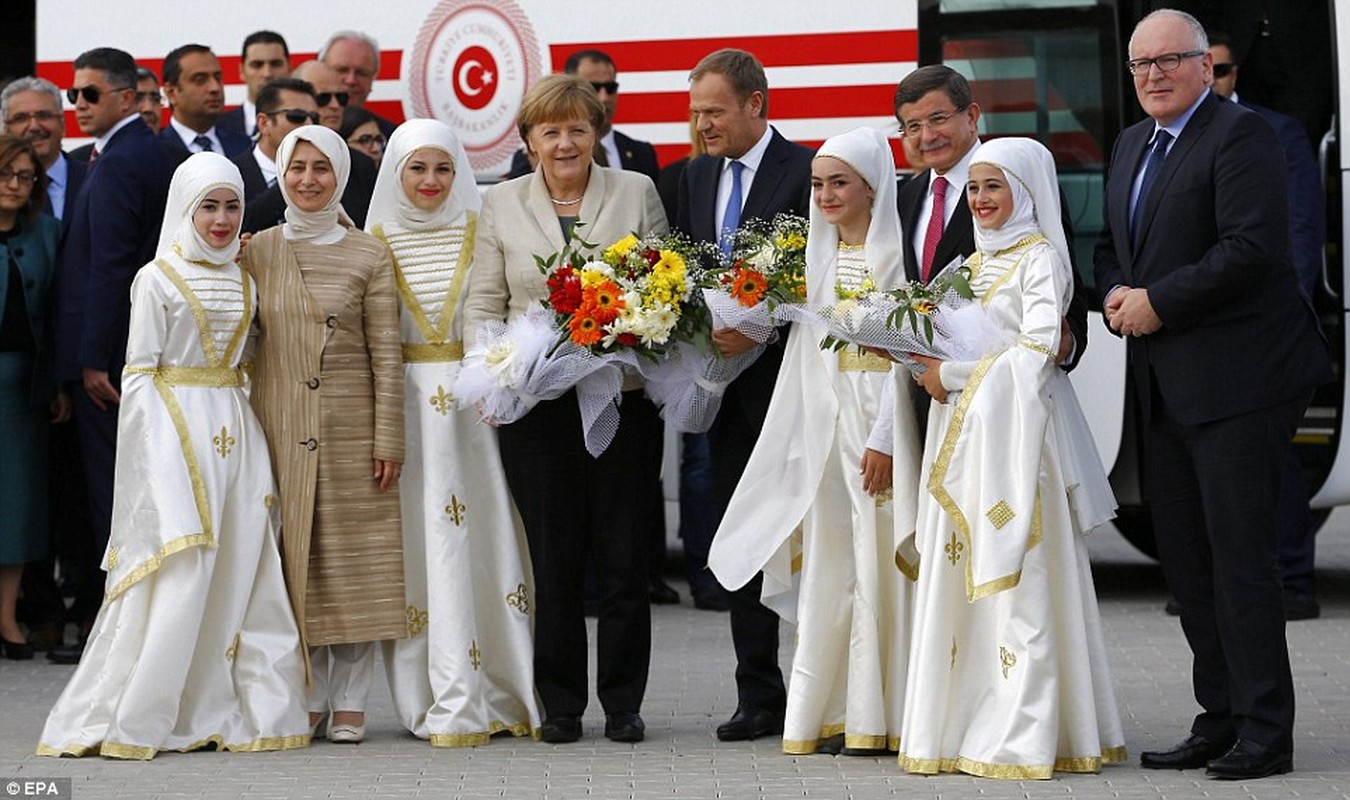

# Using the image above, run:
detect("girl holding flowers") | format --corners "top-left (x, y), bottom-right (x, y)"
top-left (708, 127), bottom-right (923, 756)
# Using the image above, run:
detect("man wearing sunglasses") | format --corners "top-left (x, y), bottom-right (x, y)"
top-left (237, 76), bottom-right (377, 234)
top-left (291, 60), bottom-right (350, 133)
top-left (506, 50), bottom-right (659, 187)
top-left (1095, 10), bottom-right (1330, 779)
top-left (50, 48), bottom-right (177, 665)
top-left (157, 44), bottom-right (250, 159)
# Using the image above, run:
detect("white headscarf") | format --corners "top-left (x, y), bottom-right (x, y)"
top-left (968, 137), bottom-right (1072, 278)
top-left (805, 126), bottom-right (904, 298)
top-left (365, 119), bottom-right (479, 233)
top-left (275, 124), bottom-right (352, 245)
top-left (156, 151), bottom-right (245, 265)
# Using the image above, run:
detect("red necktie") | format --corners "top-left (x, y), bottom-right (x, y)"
top-left (920, 175), bottom-right (947, 283)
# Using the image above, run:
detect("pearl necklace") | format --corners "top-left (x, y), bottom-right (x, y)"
top-left (549, 196), bottom-right (583, 206)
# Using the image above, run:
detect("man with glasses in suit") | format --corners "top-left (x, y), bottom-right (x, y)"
top-left (232, 78), bottom-right (319, 226)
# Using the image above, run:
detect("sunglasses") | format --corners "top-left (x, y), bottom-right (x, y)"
top-left (314, 92), bottom-right (349, 107)
top-left (269, 108), bottom-right (321, 125)
top-left (1212, 62), bottom-right (1235, 78)
top-left (591, 81), bottom-right (619, 95)
top-left (349, 133), bottom-right (385, 148)
top-left (65, 84), bottom-right (133, 104)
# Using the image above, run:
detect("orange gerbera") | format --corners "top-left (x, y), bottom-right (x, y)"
top-left (583, 279), bottom-right (625, 323)
top-left (730, 267), bottom-right (768, 307)
top-left (568, 310), bottom-right (604, 346)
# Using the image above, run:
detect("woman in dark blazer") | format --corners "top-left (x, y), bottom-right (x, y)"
top-left (0, 134), bottom-right (64, 660)
top-left (463, 74), bottom-right (667, 745)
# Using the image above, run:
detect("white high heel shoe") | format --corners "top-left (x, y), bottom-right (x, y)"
top-left (328, 714), bottom-right (365, 744)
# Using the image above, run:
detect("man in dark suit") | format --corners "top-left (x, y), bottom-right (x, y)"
top-left (675, 48), bottom-right (813, 742)
top-left (507, 50), bottom-right (660, 183)
top-left (894, 65), bottom-right (1088, 371)
top-left (51, 47), bottom-right (177, 663)
top-left (1094, 10), bottom-right (1330, 780)
top-left (320, 30), bottom-right (396, 139)
top-left (1, 75), bottom-right (91, 651)
top-left (218, 30), bottom-right (291, 140)
top-left (158, 44), bottom-right (251, 159)
top-left (235, 77), bottom-right (376, 234)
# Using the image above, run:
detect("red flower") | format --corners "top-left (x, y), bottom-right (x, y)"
top-left (547, 270), bottom-right (583, 315)
top-left (617, 332), bottom-right (639, 347)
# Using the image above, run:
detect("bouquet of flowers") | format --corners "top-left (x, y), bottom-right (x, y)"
top-left (644, 214), bottom-right (808, 433)
top-left (457, 225), bottom-right (711, 456)
top-left (776, 257), bottom-right (1006, 375)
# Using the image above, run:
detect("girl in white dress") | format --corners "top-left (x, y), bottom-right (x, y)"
top-left (709, 127), bottom-right (922, 755)
top-left (38, 153), bottom-right (309, 759)
top-left (366, 119), bottom-right (541, 746)
top-left (897, 136), bottom-right (1124, 778)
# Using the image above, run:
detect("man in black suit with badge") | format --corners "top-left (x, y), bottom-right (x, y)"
top-left (675, 47), bottom-right (813, 742)
top-left (1094, 9), bottom-right (1330, 780)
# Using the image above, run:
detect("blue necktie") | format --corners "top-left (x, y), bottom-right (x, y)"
top-left (1130, 129), bottom-right (1172, 246)
top-left (720, 160), bottom-right (744, 255)
top-left (193, 135), bottom-right (214, 153)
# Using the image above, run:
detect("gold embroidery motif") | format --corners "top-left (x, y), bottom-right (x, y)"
top-left (1018, 337), bottom-right (1055, 358)
top-left (124, 365), bottom-right (245, 387)
top-left (874, 486), bottom-right (894, 506)
top-left (944, 532), bottom-right (964, 565)
top-left (226, 632), bottom-right (240, 661)
top-left (402, 342), bottom-right (465, 363)
top-left (406, 605), bottom-right (428, 637)
top-left (377, 215), bottom-right (477, 346)
top-left (999, 645), bottom-right (1017, 679)
top-left (950, 637), bottom-right (958, 670)
top-left (429, 385), bottom-right (454, 416)
top-left (505, 583), bottom-right (530, 614)
top-left (445, 495), bottom-right (466, 527)
top-left (469, 640), bottom-right (482, 671)
top-left (264, 494), bottom-right (275, 508)
top-left (986, 500), bottom-right (1015, 530)
top-left (213, 426), bottom-right (235, 458)
top-left (107, 545), bottom-right (119, 570)
top-left (837, 348), bottom-right (892, 372)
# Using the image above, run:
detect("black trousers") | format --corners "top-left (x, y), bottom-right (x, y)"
top-left (68, 384), bottom-right (118, 623)
top-left (497, 389), bottom-right (660, 717)
top-left (1142, 385), bottom-right (1304, 751)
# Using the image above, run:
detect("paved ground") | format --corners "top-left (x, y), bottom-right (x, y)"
top-left (2, 514), bottom-right (1348, 800)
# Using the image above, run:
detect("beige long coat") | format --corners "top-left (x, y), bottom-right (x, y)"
top-left (243, 226), bottom-right (406, 649)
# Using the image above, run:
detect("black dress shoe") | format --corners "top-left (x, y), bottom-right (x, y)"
top-left (649, 577), bottom-right (680, 605)
top-left (539, 715), bottom-right (582, 744)
top-left (604, 712), bottom-right (645, 743)
top-left (1164, 598), bottom-right (1181, 616)
top-left (1284, 590), bottom-right (1321, 621)
top-left (46, 644), bottom-right (83, 665)
top-left (716, 703), bottom-right (784, 742)
top-left (816, 733), bottom-right (844, 754)
top-left (692, 587), bottom-right (730, 612)
top-left (1, 636), bottom-right (35, 660)
top-left (1207, 739), bottom-right (1293, 779)
top-left (1140, 733), bottom-right (1235, 769)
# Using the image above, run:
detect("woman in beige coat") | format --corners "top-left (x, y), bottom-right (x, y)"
top-left (462, 74), bottom-right (668, 745)
top-left (243, 125), bottom-right (405, 745)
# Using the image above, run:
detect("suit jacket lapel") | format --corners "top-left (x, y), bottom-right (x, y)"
top-left (933, 199), bottom-right (973, 277)
top-left (526, 170), bottom-right (570, 254)
top-left (741, 130), bottom-right (789, 223)
top-left (1134, 95), bottom-right (1216, 253)
top-left (690, 156), bottom-right (719, 243)
top-left (898, 173), bottom-right (926, 283)
top-left (1110, 124), bottom-right (1149, 268)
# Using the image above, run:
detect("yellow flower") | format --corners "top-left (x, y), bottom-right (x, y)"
top-left (914, 299), bottom-right (938, 315)
top-left (579, 266), bottom-right (610, 288)
top-left (604, 235), bottom-right (640, 265)
top-left (776, 231), bottom-right (806, 251)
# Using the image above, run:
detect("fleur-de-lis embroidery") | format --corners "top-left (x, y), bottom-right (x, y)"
top-left (950, 637), bottom-right (958, 670)
top-left (945, 532), bottom-right (964, 566)
top-left (469, 640), bottom-right (482, 671)
top-left (213, 426), bottom-right (235, 458)
top-left (107, 545), bottom-right (119, 570)
top-left (406, 605), bottom-right (428, 637)
top-left (506, 583), bottom-right (530, 614)
top-left (429, 385), bottom-right (454, 416)
top-left (999, 645), bottom-right (1017, 679)
top-left (226, 633), bottom-right (240, 661)
top-left (445, 495), bottom-right (466, 527)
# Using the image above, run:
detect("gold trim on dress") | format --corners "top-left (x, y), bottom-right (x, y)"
top-left (898, 744), bottom-right (1124, 778)
top-left (402, 342), bottom-right (466, 363)
top-left (429, 720), bottom-right (533, 748)
top-left (103, 533), bottom-right (213, 601)
top-left (124, 365), bottom-right (246, 387)
top-left (38, 733), bottom-right (311, 760)
top-left (837, 349), bottom-right (892, 372)
top-left (376, 215), bottom-right (477, 347)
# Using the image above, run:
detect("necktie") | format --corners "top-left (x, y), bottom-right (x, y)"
top-left (193, 135), bottom-right (215, 153)
top-left (720, 160), bottom-right (744, 256)
top-left (920, 175), bottom-right (948, 283)
top-left (1131, 129), bottom-right (1173, 245)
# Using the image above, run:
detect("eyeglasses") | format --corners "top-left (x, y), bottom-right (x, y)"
top-left (590, 81), bottom-right (619, 95)
top-left (65, 84), bottom-right (133, 104)
top-left (314, 92), bottom-right (349, 107)
top-left (4, 110), bottom-right (61, 127)
top-left (349, 133), bottom-right (385, 148)
top-left (269, 108), bottom-right (321, 125)
top-left (135, 91), bottom-right (163, 106)
top-left (0, 168), bottom-right (38, 185)
top-left (899, 105), bottom-right (968, 138)
top-left (1126, 50), bottom-right (1205, 76)
top-left (1212, 62), bottom-right (1235, 78)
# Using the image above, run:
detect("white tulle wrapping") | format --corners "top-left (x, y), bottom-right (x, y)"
top-left (456, 307), bottom-right (643, 456)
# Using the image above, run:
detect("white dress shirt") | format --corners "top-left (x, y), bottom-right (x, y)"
top-left (715, 125), bottom-right (775, 235)
top-left (168, 117), bottom-right (224, 154)
top-left (910, 138), bottom-right (980, 271)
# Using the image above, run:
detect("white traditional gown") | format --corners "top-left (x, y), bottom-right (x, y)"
top-left (38, 255), bottom-right (309, 759)
top-left (368, 119), bottom-right (541, 744)
top-left (897, 232), bottom-right (1125, 778)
